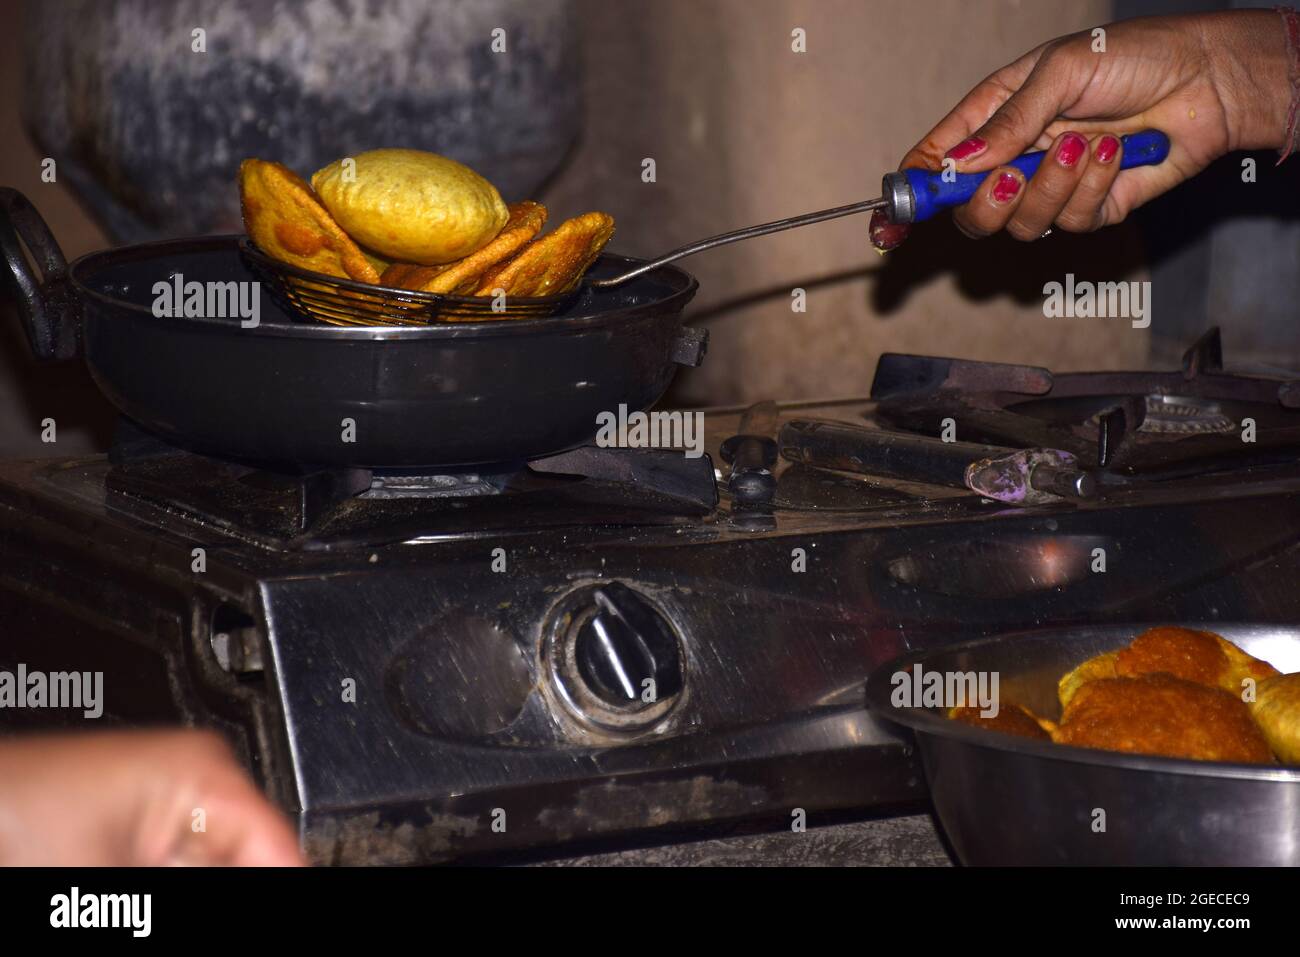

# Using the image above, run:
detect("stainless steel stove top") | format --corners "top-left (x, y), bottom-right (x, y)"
top-left (5, 335), bottom-right (1300, 863)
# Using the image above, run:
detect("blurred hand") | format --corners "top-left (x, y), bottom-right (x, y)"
top-left (870, 11), bottom-right (1293, 249)
top-left (0, 729), bottom-right (304, 866)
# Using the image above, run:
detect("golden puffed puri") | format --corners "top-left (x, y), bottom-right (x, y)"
top-left (1057, 625), bottom-right (1280, 709)
top-left (474, 212), bottom-right (616, 297)
top-left (1053, 673), bottom-right (1274, 764)
top-left (238, 159), bottom-right (381, 283)
top-left (311, 149), bottom-right (509, 265)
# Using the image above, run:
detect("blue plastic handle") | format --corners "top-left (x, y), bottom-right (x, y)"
top-left (902, 129), bottom-right (1170, 224)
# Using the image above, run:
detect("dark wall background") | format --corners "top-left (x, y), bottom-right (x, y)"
top-left (1117, 0), bottom-right (1300, 368)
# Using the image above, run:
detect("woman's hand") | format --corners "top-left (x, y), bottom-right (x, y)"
top-left (870, 11), bottom-right (1294, 249)
top-left (0, 730), bottom-right (305, 866)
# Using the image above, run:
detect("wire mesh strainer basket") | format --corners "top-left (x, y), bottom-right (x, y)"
top-left (239, 239), bottom-right (577, 326)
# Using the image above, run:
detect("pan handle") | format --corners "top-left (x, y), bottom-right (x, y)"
top-left (0, 188), bottom-right (80, 360)
top-left (670, 326), bottom-right (708, 367)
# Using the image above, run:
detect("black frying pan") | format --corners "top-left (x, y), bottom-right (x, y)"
top-left (0, 188), bottom-right (705, 469)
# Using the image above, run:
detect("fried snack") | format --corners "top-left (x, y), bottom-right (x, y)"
top-left (1058, 626), bottom-right (1280, 711)
top-left (1052, 673), bottom-right (1274, 764)
top-left (379, 262), bottom-right (427, 288)
top-left (385, 201), bottom-right (549, 295)
top-left (363, 250), bottom-right (394, 275)
top-left (949, 703), bottom-right (1054, 741)
top-left (238, 159), bottom-right (381, 283)
top-left (311, 149), bottom-right (509, 265)
top-left (1248, 672), bottom-right (1300, 764)
top-left (1115, 625), bottom-right (1279, 696)
top-left (473, 211), bottom-right (615, 297)
top-left (1058, 650), bottom-right (1120, 710)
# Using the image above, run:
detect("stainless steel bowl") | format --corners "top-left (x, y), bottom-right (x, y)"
top-left (865, 624), bottom-right (1300, 865)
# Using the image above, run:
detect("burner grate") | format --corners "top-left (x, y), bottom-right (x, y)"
top-left (869, 327), bottom-right (1300, 472)
top-left (364, 472), bottom-right (506, 499)
top-left (103, 421), bottom-right (718, 549)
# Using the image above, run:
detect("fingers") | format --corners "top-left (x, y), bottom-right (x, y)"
top-left (1003, 130), bottom-right (1090, 240)
top-left (952, 131), bottom-right (1124, 241)
top-left (950, 167), bottom-right (1027, 239)
top-left (133, 729), bottom-right (306, 867)
top-left (953, 50), bottom-right (1077, 171)
top-left (943, 40), bottom-right (1092, 174)
top-left (898, 42), bottom-right (1050, 173)
top-left (174, 763), bottom-right (306, 866)
top-left (0, 729), bottom-right (305, 866)
top-left (1056, 134), bottom-right (1124, 231)
top-left (877, 37), bottom-right (1090, 251)
top-left (952, 129), bottom-right (1090, 239)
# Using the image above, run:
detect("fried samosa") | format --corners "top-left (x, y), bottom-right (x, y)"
top-left (474, 211), bottom-right (615, 297)
top-left (239, 159), bottom-right (381, 283)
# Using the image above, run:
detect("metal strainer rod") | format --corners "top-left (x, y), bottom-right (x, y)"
top-left (588, 198), bottom-right (886, 290)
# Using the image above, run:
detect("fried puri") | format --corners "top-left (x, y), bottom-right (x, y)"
top-left (238, 159), bottom-right (381, 283)
top-left (1114, 625), bottom-right (1279, 695)
top-left (383, 201), bottom-right (548, 295)
top-left (474, 211), bottom-right (615, 297)
top-left (312, 149), bottom-right (509, 265)
top-left (1248, 672), bottom-right (1300, 764)
top-left (1052, 673), bottom-right (1274, 764)
top-left (1058, 650), bottom-right (1120, 710)
top-left (949, 703), bottom-right (1054, 741)
top-left (1058, 626), bottom-right (1279, 711)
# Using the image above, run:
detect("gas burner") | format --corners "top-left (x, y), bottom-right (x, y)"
top-left (1093, 395), bottom-right (1237, 436)
top-left (870, 327), bottom-right (1300, 472)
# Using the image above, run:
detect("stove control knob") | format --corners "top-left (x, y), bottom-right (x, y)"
top-left (575, 585), bottom-right (683, 708)
top-left (547, 583), bottom-right (685, 731)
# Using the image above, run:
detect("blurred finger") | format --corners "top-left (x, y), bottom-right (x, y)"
top-left (155, 731), bottom-right (305, 866)
top-left (174, 774), bottom-right (305, 866)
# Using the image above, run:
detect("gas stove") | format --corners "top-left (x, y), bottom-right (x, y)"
top-left (3, 328), bottom-right (1300, 864)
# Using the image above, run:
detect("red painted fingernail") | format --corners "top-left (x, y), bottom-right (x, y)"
top-left (869, 209), bottom-right (910, 251)
top-left (945, 137), bottom-right (987, 161)
top-left (1095, 135), bottom-right (1120, 164)
top-left (1056, 132), bottom-right (1087, 167)
top-left (991, 172), bottom-right (1021, 204)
